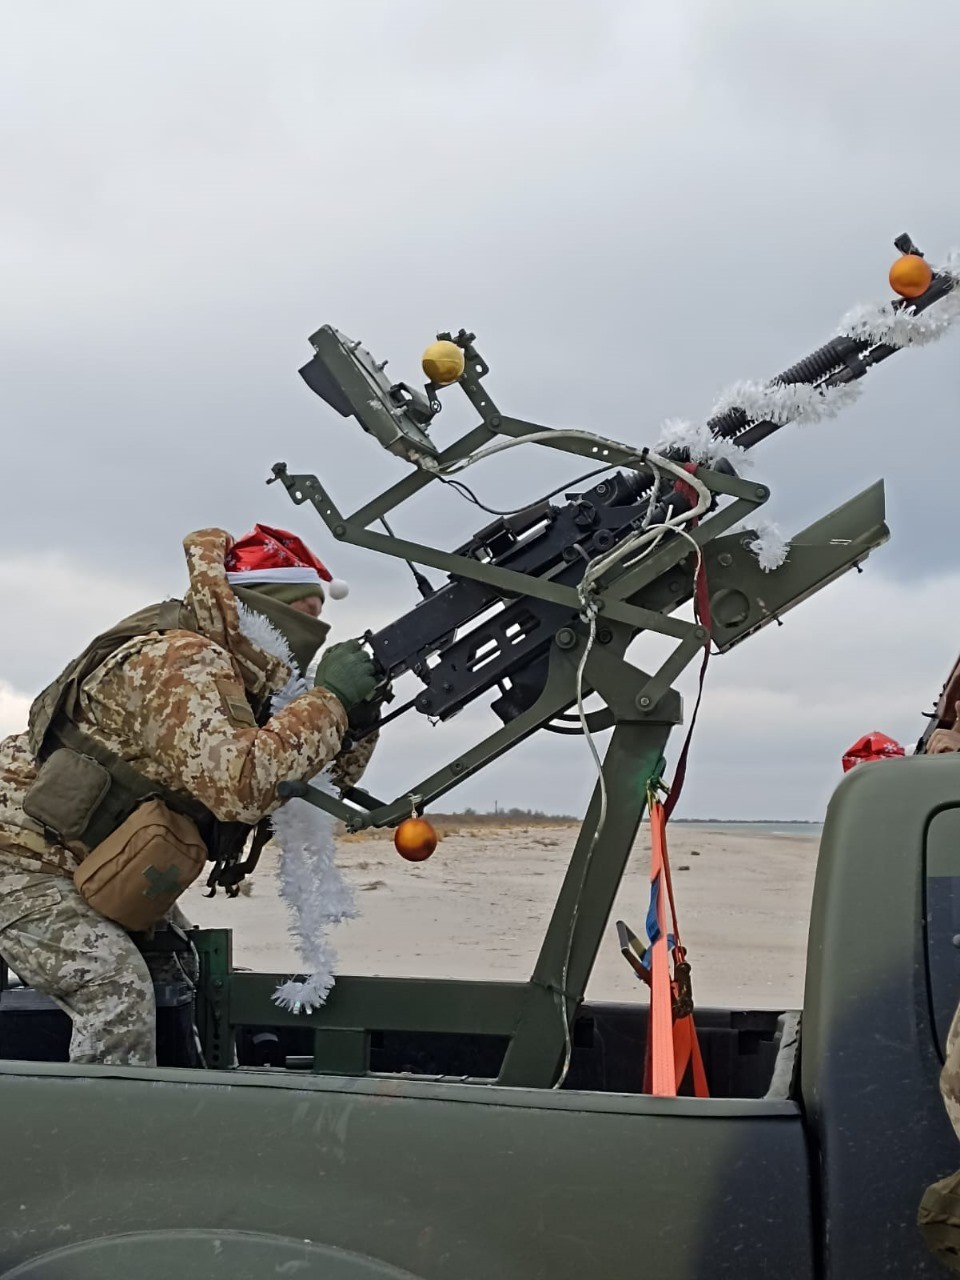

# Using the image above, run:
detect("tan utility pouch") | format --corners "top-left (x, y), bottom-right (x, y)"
top-left (23, 748), bottom-right (111, 841)
top-left (73, 798), bottom-right (206, 932)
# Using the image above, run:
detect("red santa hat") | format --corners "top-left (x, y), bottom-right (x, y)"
top-left (225, 523), bottom-right (349, 600)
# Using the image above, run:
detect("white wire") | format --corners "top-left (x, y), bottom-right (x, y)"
top-left (551, 482), bottom-right (707, 1090)
top-left (552, 601), bottom-right (603, 1091)
top-left (641, 460), bottom-right (663, 530)
top-left (669, 525), bottom-right (705, 591)
top-left (440, 429), bottom-right (713, 598)
top-left (440, 431), bottom-right (711, 1090)
top-left (580, 453), bottom-right (711, 594)
top-left (438, 428), bottom-right (637, 476)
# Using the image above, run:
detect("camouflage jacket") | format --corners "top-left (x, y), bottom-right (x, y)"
top-left (0, 529), bottom-right (377, 877)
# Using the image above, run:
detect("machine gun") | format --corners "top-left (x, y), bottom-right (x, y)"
top-left (271, 232), bottom-right (955, 836)
top-left (8, 241), bottom-right (960, 1280)
top-left (249, 234), bottom-right (959, 1088)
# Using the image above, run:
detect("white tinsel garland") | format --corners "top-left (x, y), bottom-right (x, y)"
top-left (655, 417), bottom-right (752, 470)
top-left (708, 376), bottom-right (863, 428)
top-left (657, 253), bottom-right (960, 573)
top-left (702, 255), bottom-right (960, 431)
top-left (236, 604), bottom-right (357, 1014)
top-left (746, 520), bottom-right (790, 573)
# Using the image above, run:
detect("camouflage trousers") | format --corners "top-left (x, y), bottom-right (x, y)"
top-left (917, 1003), bottom-right (960, 1269)
top-left (943, 1002), bottom-right (960, 1141)
top-left (0, 867), bottom-right (156, 1067)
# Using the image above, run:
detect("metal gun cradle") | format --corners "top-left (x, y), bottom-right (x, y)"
top-left (190, 235), bottom-right (951, 1086)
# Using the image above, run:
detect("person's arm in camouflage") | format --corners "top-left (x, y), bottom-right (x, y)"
top-left (327, 686), bottom-right (388, 792)
top-left (82, 633), bottom-right (349, 824)
top-left (329, 730), bottom-right (379, 792)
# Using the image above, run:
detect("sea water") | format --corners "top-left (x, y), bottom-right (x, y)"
top-left (673, 821), bottom-right (823, 839)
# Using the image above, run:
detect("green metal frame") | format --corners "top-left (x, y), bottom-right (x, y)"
top-left (191, 334), bottom-right (891, 1087)
top-left (269, 362), bottom-right (767, 834)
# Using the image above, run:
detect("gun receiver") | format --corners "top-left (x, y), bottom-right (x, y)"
top-left (368, 463), bottom-right (734, 724)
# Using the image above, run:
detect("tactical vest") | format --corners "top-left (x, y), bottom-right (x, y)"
top-left (26, 599), bottom-right (270, 896)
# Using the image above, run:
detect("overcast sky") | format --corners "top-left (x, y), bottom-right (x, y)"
top-left (3, 0), bottom-right (959, 821)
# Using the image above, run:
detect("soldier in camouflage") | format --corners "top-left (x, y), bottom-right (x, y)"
top-left (920, 984), bottom-right (960, 1266)
top-left (916, 708), bottom-right (960, 1269)
top-left (0, 525), bottom-right (380, 1067)
top-left (923, 707), bottom-right (960, 1144)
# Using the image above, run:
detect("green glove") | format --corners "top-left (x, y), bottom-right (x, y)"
top-left (313, 640), bottom-right (378, 714)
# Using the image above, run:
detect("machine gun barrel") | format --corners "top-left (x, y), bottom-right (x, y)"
top-left (702, 233), bottom-right (955, 452)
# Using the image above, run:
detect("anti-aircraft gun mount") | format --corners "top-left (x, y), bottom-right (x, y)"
top-left (270, 231), bottom-right (955, 842)
top-left (3, 234), bottom-right (960, 1280)
top-left (274, 383), bottom-right (867, 820)
top-left (194, 232), bottom-right (941, 1089)
top-left (277, 230), bottom-right (957, 819)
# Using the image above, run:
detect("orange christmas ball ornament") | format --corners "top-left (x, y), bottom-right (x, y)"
top-left (394, 816), bottom-right (438, 862)
top-left (889, 253), bottom-right (933, 299)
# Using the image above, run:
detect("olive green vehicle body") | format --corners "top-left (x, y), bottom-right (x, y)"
top-left (1, 755), bottom-right (957, 1279)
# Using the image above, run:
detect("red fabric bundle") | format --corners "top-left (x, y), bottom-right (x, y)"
top-left (842, 732), bottom-right (905, 773)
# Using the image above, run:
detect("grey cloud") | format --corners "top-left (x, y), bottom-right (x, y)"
top-left (2, 0), bottom-right (959, 819)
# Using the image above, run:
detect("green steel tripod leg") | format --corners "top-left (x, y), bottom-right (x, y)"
top-left (497, 720), bottom-right (672, 1089)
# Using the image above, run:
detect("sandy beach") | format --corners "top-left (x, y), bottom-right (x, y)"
top-left (182, 823), bottom-right (819, 1011)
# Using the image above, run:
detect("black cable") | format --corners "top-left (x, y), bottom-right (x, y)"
top-left (378, 515), bottom-right (436, 597)
top-left (436, 464), bottom-right (617, 517)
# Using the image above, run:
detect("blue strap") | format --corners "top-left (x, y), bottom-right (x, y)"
top-left (646, 877), bottom-right (662, 946)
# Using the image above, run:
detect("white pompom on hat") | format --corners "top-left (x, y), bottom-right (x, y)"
top-left (225, 523), bottom-right (349, 600)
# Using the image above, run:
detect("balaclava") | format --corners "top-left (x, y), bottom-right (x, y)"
top-left (224, 523), bottom-right (349, 677)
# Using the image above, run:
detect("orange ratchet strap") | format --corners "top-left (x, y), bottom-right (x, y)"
top-left (642, 791), bottom-right (709, 1099)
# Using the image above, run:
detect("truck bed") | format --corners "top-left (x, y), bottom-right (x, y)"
top-left (0, 979), bottom-right (800, 1101)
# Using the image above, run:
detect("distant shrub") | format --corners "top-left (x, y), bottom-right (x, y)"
top-left (334, 808), bottom-right (577, 840)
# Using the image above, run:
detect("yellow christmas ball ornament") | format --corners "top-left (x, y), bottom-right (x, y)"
top-left (889, 253), bottom-right (933, 300)
top-left (421, 340), bottom-right (465, 386)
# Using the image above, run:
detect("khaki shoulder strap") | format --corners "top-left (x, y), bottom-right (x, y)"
top-left (27, 600), bottom-right (198, 759)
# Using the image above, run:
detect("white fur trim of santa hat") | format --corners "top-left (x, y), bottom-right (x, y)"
top-left (227, 567), bottom-right (323, 586)
top-left (226, 567), bottom-right (350, 598)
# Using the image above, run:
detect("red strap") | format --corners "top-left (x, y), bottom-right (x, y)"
top-left (663, 530), bottom-right (712, 821)
top-left (673, 1013), bottom-right (709, 1097)
top-left (642, 483), bottom-right (714, 1097)
top-left (645, 1008), bottom-right (709, 1098)
top-left (672, 460), bottom-right (701, 509)
top-left (689, 1024), bottom-right (709, 1097)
